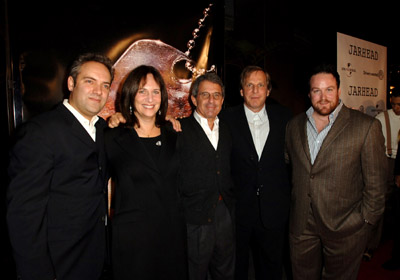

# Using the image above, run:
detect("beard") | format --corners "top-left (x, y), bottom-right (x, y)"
top-left (313, 99), bottom-right (339, 116)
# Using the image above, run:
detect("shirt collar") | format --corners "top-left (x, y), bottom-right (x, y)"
top-left (243, 103), bottom-right (267, 123)
top-left (193, 110), bottom-right (219, 129)
top-left (63, 99), bottom-right (99, 126)
top-left (306, 99), bottom-right (343, 124)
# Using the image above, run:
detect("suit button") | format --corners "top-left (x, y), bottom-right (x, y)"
top-left (216, 171), bottom-right (220, 175)
top-left (208, 218), bottom-right (212, 223)
top-left (310, 174), bottom-right (314, 179)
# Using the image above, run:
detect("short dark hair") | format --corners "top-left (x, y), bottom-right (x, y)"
top-left (189, 72), bottom-right (224, 111)
top-left (391, 86), bottom-right (400, 98)
top-left (190, 72), bottom-right (225, 99)
top-left (69, 52), bottom-right (114, 84)
top-left (119, 65), bottom-right (168, 128)
top-left (240, 65), bottom-right (272, 92)
top-left (309, 63), bottom-right (340, 90)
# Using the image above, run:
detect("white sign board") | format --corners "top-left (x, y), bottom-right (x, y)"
top-left (337, 32), bottom-right (387, 117)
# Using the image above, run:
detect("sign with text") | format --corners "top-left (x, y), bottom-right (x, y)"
top-left (337, 32), bottom-right (387, 117)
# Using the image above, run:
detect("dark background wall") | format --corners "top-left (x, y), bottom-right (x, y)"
top-left (2, 0), bottom-right (399, 278)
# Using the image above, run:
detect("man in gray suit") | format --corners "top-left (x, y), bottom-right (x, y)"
top-left (285, 64), bottom-right (387, 280)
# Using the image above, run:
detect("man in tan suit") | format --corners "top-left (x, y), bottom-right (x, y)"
top-left (285, 64), bottom-right (387, 280)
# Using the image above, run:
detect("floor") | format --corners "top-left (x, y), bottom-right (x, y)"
top-left (4, 228), bottom-right (400, 279)
top-left (357, 239), bottom-right (400, 280)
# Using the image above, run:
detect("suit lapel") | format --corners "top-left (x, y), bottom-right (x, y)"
top-left (259, 106), bottom-right (277, 160)
top-left (188, 115), bottom-right (219, 151)
top-left (315, 106), bottom-right (350, 159)
top-left (95, 119), bottom-right (107, 168)
top-left (299, 113), bottom-right (312, 163)
top-left (236, 105), bottom-right (258, 155)
top-left (58, 104), bottom-right (97, 148)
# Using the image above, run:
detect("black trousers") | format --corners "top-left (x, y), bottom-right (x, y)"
top-left (235, 213), bottom-right (286, 280)
top-left (186, 200), bottom-right (235, 280)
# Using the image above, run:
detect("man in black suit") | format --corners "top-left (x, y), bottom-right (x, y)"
top-left (219, 66), bottom-right (292, 280)
top-left (178, 73), bottom-right (236, 280)
top-left (7, 53), bottom-right (114, 280)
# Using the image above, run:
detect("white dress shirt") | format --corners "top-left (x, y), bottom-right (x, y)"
top-left (193, 110), bottom-right (219, 150)
top-left (63, 99), bottom-right (99, 141)
top-left (244, 104), bottom-right (269, 160)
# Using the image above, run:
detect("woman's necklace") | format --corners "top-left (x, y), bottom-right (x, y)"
top-left (134, 125), bottom-right (158, 138)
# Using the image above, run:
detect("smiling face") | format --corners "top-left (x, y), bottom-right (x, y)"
top-left (240, 70), bottom-right (269, 113)
top-left (133, 73), bottom-right (161, 121)
top-left (191, 80), bottom-right (224, 123)
top-left (309, 73), bottom-right (341, 117)
top-left (67, 61), bottom-right (111, 120)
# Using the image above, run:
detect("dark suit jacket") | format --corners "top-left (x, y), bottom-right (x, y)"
top-left (7, 104), bottom-right (108, 280)
top-left (220, 103), bottom-right (292, 229)
top-left (104, 124), bottom-right (187, 279)
top-left (285, 105), bottom-right (387, 238)
top-left (178, 115), bottom-right (235, 225)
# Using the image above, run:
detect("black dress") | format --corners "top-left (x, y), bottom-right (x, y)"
top-left (104, 125), bottom-right (187, 280)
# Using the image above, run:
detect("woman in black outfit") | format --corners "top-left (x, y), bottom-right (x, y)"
top-left (104, 65), bottom-right (187, 279)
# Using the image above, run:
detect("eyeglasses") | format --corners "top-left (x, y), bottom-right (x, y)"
top-left (198, 91), bottom-right (223, 100)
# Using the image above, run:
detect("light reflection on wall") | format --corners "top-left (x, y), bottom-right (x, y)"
top-left (100, 38), bottom-right (213, 120)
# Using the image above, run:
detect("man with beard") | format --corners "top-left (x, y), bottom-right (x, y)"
top-left (285, 63), bottom-right (387, 280)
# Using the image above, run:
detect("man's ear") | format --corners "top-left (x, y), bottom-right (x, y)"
top-left (67, 76), bottom-right (75, 91)
top-left (191, 95), bottom-right (197, 107)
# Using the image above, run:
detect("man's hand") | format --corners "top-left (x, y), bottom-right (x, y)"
top-left (108, 112), bottom-right (126, 128)
top-left (166, 115), bottom-right (182, 132)
top-left (107, 112), bottom-right (182, 132)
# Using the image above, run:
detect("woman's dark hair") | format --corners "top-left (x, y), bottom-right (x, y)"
top-left (119, 65), bottom-right (168, 128)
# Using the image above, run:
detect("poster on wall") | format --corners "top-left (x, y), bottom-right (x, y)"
top-left (337, 32), bottom-right (387, 117)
